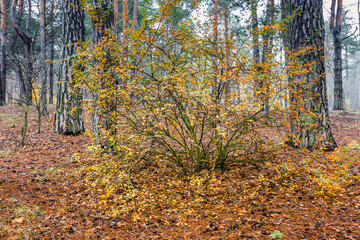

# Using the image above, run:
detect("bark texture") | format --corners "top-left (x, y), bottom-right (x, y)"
top-left (251, 0), bottom-right (259, 64)
top-left (54, 0), bottom-right (85, 135)
top-left (288, 0), bottom-right (337, 150)
top-left (90, 0), bottom-right (114, 133)
top-left (0, 0), bottom-right (7, 106)
top-left (91, 0), bottom-right (113, 44)
top-left (330, 0), bottom-right (344, 110)
top-left (40, 0), bottom-right (48, 113)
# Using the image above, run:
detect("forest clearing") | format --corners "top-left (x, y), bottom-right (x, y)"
top-left (0, 106), bottom-right (359, 239)
top-left (0, 0), bottom-right (360, 239)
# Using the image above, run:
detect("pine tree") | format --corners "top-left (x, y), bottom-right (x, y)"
top-left (288, 0), bottom-right (337, 150)
top-left (54, 0), bottom-right (85, 135)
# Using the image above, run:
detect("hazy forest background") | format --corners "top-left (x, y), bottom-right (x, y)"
top-left (0, 0), bottom-right (359, 239)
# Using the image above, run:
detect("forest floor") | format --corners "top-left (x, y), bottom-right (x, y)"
top-left (0, 105), bottom-right (359, 240)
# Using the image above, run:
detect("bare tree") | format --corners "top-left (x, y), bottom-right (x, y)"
top-left (11, 0), bottom-right (34, 103)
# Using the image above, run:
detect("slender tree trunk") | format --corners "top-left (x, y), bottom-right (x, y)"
top-left (213, 0), bottom-right (218, 44)
top-left (344, 44), bottom-right (349, 106)
top-left (40, 0), bottom-right (48, 114)
top-left (48, 0), bottom-right (55, 104)
top-left (9, 0), bottom-right (25, 102)
top-left (54, 0), bottom-right (85, 135)
top-left (0, 0), bottom-right (7, 106)
top-left (251, 0), bottom-right (260, 100)
top-left (251, 0), bottom-right (259, 63)
top-left (132, 0), bottom-right (138, 29)
top-left (281, 0), bottom-right (290, 109)
top-left (288, 0), bottom-right (336, 150)
top-left (114, 0), bottom-right (118, 32)
top-left (49, 28), bottom-right (55, 104)
top-left (11, 0), bottom-right (33, 103)
top-left (330, 0), bottom-right (344, 110)
top-left (122, 0), bottom-right (128, 57)
top-left (261, 0), bottom-right (274, 115)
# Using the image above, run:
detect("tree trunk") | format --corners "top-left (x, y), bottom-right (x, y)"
top-left (288, 0), bottom-right (337, 150)
top-left (54, 0), bottom-right (85, 135)
top-left (330, 0), bottom-right (344, 110)
top-left (40, 0), bottom-right (48, 114)
top-left (132, 0), bottom-right (138, 29)
top-left (122, 0), bottom-right (128, 58)
top-left (344, 44), bottom-right (349, 106)
top-left (281, 0), bottom-right (291, 109)
top-left (49, 27), bottom-right (55, 104)
top-left (213, 0), bottom-right (218, 44)
top-left (114, 0), bottom-right (118, 34)
top-left (11, 0), bottom-right (33, 103)
top-left (9, 0), bottom-right (25, 102)
top-left (48, 0), bottom-right (55, 104)
top-left (90, 0), bottom-right (114, 133)
top-left (91, 0), bottom-right (113, 44)
top-left (251, 0), bottom-right (259, 64)
top-left (261, 0), bottom-right (274, 115)
top-left (0, 0), bottom-right (7, 106)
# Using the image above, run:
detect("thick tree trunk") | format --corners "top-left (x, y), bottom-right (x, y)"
top-left (90, 0), bottom-right (114, 133)
top-left (91, 0), bottom-right (113, 44)
top-left (40, 0), bottom-right (48, 114)
top-left (54, 0), bottom-right (85, 135)
top-left (288, 0), bottom-right (337, 150)
top-left (0, 0), bottom-right (7, 106)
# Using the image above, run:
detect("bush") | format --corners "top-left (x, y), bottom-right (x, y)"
top-left (73, 2), bottom-right (288, 174)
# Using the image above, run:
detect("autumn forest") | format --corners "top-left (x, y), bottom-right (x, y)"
top-left (0, 0), bottom-right (359, 239)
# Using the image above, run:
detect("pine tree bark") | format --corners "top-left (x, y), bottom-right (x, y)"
top-left (91, 0), bottom-right (113, 44)
top-left (0, 0), bottom-right (7, 106)
top-left (330, 0), bottom-right (344, 110)
top-left (90, 0), bottom-right (114, 133)
top-left (54, 0), bottom-right (85, 135)
top-left (288, 0), bottom-right (336, 150)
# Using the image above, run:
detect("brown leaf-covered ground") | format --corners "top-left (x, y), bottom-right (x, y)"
top-left (0, 105), bottom-right (359, 239)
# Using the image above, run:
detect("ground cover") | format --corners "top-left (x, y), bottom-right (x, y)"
top-left (0, 105), bottom-right (359, 239)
